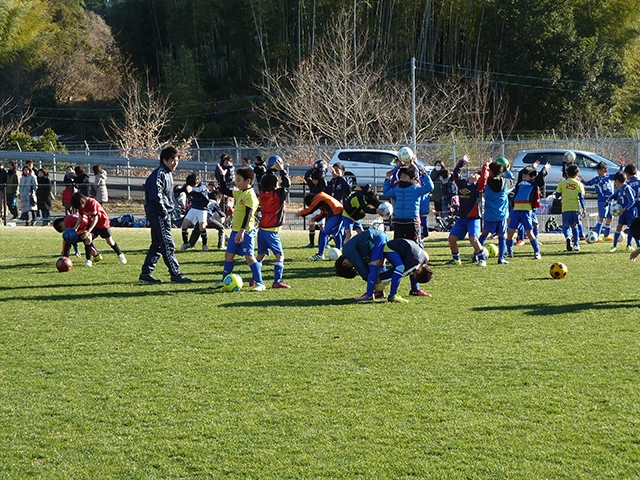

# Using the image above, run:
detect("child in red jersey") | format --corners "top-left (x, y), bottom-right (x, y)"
top-left (256, 157), bottom-right (291, 288)
top-left (70, 192), bottom-right (126, 267)
top-left (53, 214), bottom-right (100, 260)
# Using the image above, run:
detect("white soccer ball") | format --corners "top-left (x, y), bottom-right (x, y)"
top-left (397, 147), bottom-right (414, 165)
top-left (377, 201), bottom-right (393, 219)
top-left (610, 201), bottom-right (623, 216)
top-left (563, 150), bottom-right (576, 163)
top-left (327, 247), bottom-right (342, 261)
top-left (585, 231), bottom-right (599, 244)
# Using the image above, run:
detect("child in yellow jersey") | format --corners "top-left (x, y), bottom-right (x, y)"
top-left (211, 167), bottom-right (265, 291)
top-left (554, 163), bottom-right (586, 252)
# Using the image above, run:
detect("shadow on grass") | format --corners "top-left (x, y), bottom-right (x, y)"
top-left (216, 297), bottom-right (362, 308)
top-left (472, 298), bottom-right (640, 316)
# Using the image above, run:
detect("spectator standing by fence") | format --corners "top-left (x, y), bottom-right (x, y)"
top-left (92, 165), bottom-right (108, 204)
top-left (36, 168), bottom-right (53, 225)
top-left (19, 165), bottom-right (37, 225)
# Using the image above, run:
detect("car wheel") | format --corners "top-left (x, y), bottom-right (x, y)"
top-left (344, 173), bottom-right (357, 188)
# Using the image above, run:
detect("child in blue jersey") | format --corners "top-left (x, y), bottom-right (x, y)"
top-left (506, 161), bottom-right (550, 259)
top-left (607, 171), bottom-right (638, 252)
top-left (211, 167), bottom-right (266, 291)
top-left (623, 163), bottom-right (640, 226)
top-left (478, 159), bottom-right (512, 264)
top-left (179, 173), bottom-right (211, 251)
top-left (582, 161), bottom-right (622, 241)
top-left (335, 229), bottom-right (391, 302)
top-left (554, 164), bottom-right (586, 252)
top-left (446, 154), bottom-right (487, 266)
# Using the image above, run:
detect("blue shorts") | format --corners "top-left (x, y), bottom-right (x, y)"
top-left (618, 208), bottom-right (637, 226)
top-left (597, 200), bottom-right (613, 219)
top-left (508, 210), bottom-right (534, 231)
top-left (450, 217), bottom-right (480, 240)
top-left (227, 229), bottom-right (256, 256)
top-left (342, 217), bottom-right (363, 232)
top-left (482, 220), bottom-right (507, 236)
top-left (562, 211), bottom-right (580, 227)
top-left (323, 215), bottom-right (343, 237)
top-left (257, 229), bottom-right (283, 256)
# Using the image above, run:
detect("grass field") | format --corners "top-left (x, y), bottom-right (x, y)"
top-left (1, 227), bottom-right (639, 478)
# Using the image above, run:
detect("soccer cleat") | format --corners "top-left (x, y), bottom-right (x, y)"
top-left (93, 254), bottom-right (103, 262)
top-left (445, 259), bottom-right (462, 266)
top-left (373, 290), bottom-right (386, 299)
top-left (179, 243), bottom-right (190, 251)
top-left (566, 238), bottom-right (573, 252)
top-left (249, 280), bottom-right (257, 287)
top-left (75, 252), bottom-right (82, 259)
top-left (498, 258), bottom-right (509, 265)
top-left (515, 240), bottom-right (525, 246)
top-left (118, 253), bottom-right (127, 264)
top-left (171, 274), bottom-right (192, 283)
top-left (573, 244), bottom-right (580, 252)
top-left (272, 282), bottom-right (291, 289)
top-left (627, 245), bottom-right (634, 251)
top-left (409, 289), bottom-right (432, 297)
top-left (303, 243), bottom-right (315, 248)
top-left (609, 246), bottom-right (617, 253)
top-left (308, 254), bottom-right (325, 261)
top-left (202, 245), bottom-right (210, 252)
top-left (604, 236), bottom-right (614, 242)
top-left (506, 251), bottom-right (514, 258)
top-left (139, 274), bottom-right (161, 283)
top-left (354, 294), bottom-right (375, 302)
top-left (477, 259), bottom-right (487, 267)
top-left (533, 252), bottom-right (542, 260)
top-left (210, 280), bottom-right (224, 289)
top-left (252, 283), bottom-right (267, 291)
top-left (388, 294), bottom-right (409, 303)
top-left (85, 259), bottom-right (93, 267)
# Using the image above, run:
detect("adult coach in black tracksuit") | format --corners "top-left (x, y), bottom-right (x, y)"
top-left (139, 146), bottom-right (191, 283)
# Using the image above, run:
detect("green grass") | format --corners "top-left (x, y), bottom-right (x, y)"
top-left (1, 227), bottom-right (640, 478)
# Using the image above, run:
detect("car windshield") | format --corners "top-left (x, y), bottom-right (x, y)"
top-left (590, 153), bottom-right (618, 168)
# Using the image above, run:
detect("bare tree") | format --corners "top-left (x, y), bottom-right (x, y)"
top-left (0, 98), bottom-right (33, 148)
top-left (253, 12), bottom-right (514, 146)
top-left (106, 72), bottom-right (177, 157)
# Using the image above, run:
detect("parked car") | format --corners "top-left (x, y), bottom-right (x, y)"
top-left (510, 149), bottom-right (620, 187)
top-left (329, 149), bottom-right (430, 187)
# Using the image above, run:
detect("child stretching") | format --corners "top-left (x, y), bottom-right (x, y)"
top-left (70, 192), bottom-right (126, 267)
top-left (256, 158), bottom-right (292, 288)
top-left (342, 184), bottom-right (380, 242)
top-left (53, 214), bottom-right (100, 260)
top-left (554, 164), bottom-right (586, 252)
top-left (505, 161), bottom-right (550, 259)
top-left (445, 155), bottom-right (487, 266)
top-left (582, 161), bottom-right (622, 241)
top-left (377, 238), bottom-right (434, 301)
top-left (607, 171), bottom-right (638, 252)
top-left (297, 191), bottom-right (344, 260)
top-left (478, 159), bottom-right (511, 264)
top-left (179, 173), bottom-right (211, 251)
top-left (211, 167), bottom-right (265, 291)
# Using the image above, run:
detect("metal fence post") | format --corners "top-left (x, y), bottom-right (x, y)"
top-left (451, 131), bottom-right (456, 167)
top-left (636, 128), bottom-right (640, 165)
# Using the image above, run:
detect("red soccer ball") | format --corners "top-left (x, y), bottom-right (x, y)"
top-left (56, 256), bottom-right (73, 272)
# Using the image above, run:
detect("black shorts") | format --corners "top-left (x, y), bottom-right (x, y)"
top-left (393, 218), bottom-right (420, 241)
top-left (93, 227), bottom-right (112, 239)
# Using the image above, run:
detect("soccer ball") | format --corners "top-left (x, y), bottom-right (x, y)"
top-left (56, 256), bottom-right (73, 272)
top-left (327, 247), bottom-right (342, 261)
top-left (397, 147), bottom-right (414, 165)
top-left (223, 273), bottom-right (243, 292)
top-left (485, 243), bottom-right (499, 258)
top-left (62, 228), bottom-right (78, 243)
top-left (585, 231), bottom-right (599, 244)
top-left (563, 150), bottom-right (576, 163)
top-left (377, 201), bottom-right (394, 219)
top-left (495, 157), bottom-right (510, 172)
top-left (267, 155), bottom-right (281, 168)
top-left (549, 262), bottom-right (568, 279)
top-left (610, 201), bottom-right (623, 216)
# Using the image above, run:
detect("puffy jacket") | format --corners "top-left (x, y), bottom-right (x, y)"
top-left (383, 174), bottom-right (434, 219)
